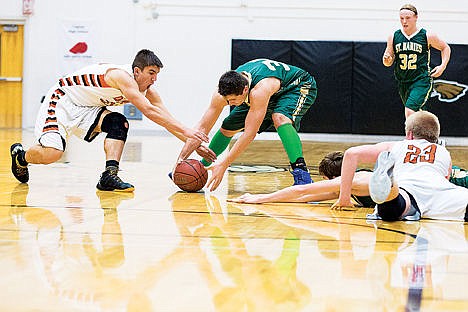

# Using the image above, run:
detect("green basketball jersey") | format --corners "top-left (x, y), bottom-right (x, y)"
top-left (393, 28), bottom-right (430, 83)
top-left (235, 59), bottom-right (307, 99)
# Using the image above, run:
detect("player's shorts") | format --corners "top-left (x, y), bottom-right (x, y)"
top-left (34, 84), bottom-right (106, 151)
top-left (398, 77), bottom-right (432, 112)
top-left (376, 188), bottom-right (419, 221)
top-left (222, 74), bottom-right (317, 132)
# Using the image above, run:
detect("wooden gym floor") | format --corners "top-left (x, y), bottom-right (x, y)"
top-left (0, 128), bottom-right (467, 311)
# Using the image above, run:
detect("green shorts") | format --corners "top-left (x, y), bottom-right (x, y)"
top-left (222, 75), bottom-right (317, 132)
top-left (398, 78), bottom-right (432, 112)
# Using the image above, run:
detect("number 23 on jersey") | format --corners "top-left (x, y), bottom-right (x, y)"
top-left (404, 144), bottom-right (437, 164)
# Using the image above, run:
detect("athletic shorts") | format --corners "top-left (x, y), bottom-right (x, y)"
top-left (34, 84), bottom-right (105, 151)
top-left (398, 77), bottom-right (432, 112)
top-left (221, 74), bottom-right (317, 132)
top-left (376, 188), bottom-right (420, 221)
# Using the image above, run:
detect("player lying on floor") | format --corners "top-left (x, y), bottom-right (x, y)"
top-left (333, 111), bottom-right (468, 222)
top-left (229, 149), bottom-right (468, 208)
top-left (229, 151), bottom-right (376, 206)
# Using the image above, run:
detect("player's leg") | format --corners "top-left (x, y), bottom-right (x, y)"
top-left (11, 87), bottom-right (66, 183)
top-left (273, 76), bottom-right (317, 185)
top-left (200, 104), bottom-right (249, 166)
top-left (91, 110), bottom-right (133, 192)
top-left (376, 188), bottom-right (421, 221)
top-left (404, 78), bottom-right (432, 118)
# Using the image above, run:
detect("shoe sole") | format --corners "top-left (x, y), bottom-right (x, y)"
top-left (10, 143), bottom-right (29, 183)
top-left (96, 184), bottom-right (135, 192)
top-left (369, 152), bottom-right (393, 204)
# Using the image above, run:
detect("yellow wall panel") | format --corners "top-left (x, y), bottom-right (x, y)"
top-left (0, 24), bottom-right (24, 128)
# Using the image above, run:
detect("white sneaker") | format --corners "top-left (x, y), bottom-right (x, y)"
top-left (369, 151), bottom-right (394, 204)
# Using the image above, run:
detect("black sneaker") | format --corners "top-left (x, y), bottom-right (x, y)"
top-left (96, 167), bottom-right (134, 192)
top-left (10, 143), bottom-right (29, 183)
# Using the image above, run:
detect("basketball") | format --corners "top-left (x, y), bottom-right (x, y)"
top-left (172, 159), bottom-right (208, 192)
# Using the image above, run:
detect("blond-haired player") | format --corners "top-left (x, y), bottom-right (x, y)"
top-left (334, 111), bottom-right (468, 221)
top-left (382, 4), bottom-right (451, 118)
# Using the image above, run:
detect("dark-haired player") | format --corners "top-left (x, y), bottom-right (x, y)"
top-left (10, 49), bottom-right (214, 191)
top-left (176, 59), bottom-right (317, 191)
top-left (382, 4), bottom-right (451, 118)
top-left (229, 151), bottom-right (375, 206)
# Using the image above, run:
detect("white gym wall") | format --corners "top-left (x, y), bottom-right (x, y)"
top-left (2, 0), bottom-right (468, 132)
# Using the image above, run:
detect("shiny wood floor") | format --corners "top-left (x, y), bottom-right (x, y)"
top-left (1, 129), bottom-right (468, 311)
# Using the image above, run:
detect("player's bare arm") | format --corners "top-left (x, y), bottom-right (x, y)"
top-left (206, 78), bottom-right (278, 191)
top-left (332, 142), bottom-right (393, 209)
top-left (427, 32), bottom-right (451, 77)
top-left (106, 69), bottom-right (208, 143)
top-left (176, 92), bottom-right (226, 162)
top-left (382, 35), bottom-right (395, 67)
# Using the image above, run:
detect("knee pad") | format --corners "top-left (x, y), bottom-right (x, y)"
top-left (101, 112), bottom-right (129, 141)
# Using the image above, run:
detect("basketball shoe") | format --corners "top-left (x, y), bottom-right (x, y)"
top-left (10, 143), bottom-right (29, 183)
top-left (369, 151), bottom-right (394, 204)
top-left (291, 168), bottom-right (313, 185)
top-left (96, 166), bottom-right (134, 192)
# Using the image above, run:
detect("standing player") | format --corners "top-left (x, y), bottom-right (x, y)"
top-left (333, 111), bottom-right (468, 221)
top-left (382, 4), bottom-right (451, 118)
top-left (10, 49), bottom-right (214, 192)
top-left (176, 59), bottom-right (318, 191)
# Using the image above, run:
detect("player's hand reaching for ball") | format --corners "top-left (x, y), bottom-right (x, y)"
top-left (206, 161), bottom-right (229, 191)
top-left (196, 145), bottom-right (216, 163)
top-left (183, 128), bottom-right (209, 144)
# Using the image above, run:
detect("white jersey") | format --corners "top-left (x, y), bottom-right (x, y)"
top-left (34, 63), bottom-right (135, 150)
top-left (58, 63), bottom-right (133, 107)
top-left (390, 139), bottom-right (468, 221)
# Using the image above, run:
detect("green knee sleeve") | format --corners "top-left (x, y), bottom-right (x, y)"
top-left (277, 123), bottom-right (303, 163)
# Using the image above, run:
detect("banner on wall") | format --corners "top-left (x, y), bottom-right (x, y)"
top-left (232, 39), bottom-right (468, 137)
top-left (59, 20), bottom-right (95, 75)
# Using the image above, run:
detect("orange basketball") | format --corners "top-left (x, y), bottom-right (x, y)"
top-left (172, 159), bottom-right (208, 192)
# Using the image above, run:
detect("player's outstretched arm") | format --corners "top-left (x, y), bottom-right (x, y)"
top-left (175, 92), bottom-right (226, 163)
top-left (108, 69), bottom-right (209, 143)
top-left (229, 178), bottom-right (342, 204)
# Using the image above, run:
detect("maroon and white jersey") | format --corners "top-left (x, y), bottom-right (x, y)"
top-left (390, 139), bottom-right (468, 220)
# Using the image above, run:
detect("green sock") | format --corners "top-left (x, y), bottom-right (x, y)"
top-left (277, 123), bottom-right (303, 163)
top-left (201, 130), bottom-right (232, 166)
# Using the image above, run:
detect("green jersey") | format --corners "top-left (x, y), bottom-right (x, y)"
top-left (393, 28), bottom-right (431, 83)
top-left (235, 59), bottom-right (308, 102)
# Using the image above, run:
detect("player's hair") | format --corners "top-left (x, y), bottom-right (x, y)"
top-left (218, 70), bottom-right (249, 96)
top-left (405, 111), bottom-right (440, 143)
top-left (400, 4), bottom-right (418, 16)
top-left (132, 49), bottom-right (163, 71)
top-left (319, 151), bottom-right (344, 179)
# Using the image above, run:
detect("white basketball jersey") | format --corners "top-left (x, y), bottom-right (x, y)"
top-left (58, 63), bottom-right (133, 107)
top-left (390, 139), bottom-right (468, 220)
